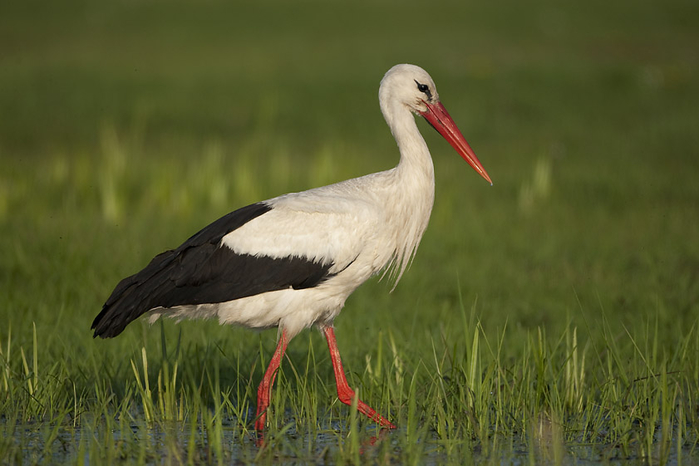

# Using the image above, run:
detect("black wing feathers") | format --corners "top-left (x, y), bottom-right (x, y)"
top-left (91, 202), bottom-right (334, 338)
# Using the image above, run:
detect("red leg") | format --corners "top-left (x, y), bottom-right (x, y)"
top-left (255, 329), bottom-right (289, 436)
top-left (323, 326), bottom-right (396, 429)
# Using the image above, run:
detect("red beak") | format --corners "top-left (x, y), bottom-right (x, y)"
top-left (420, 101), bottom-right (492, 185)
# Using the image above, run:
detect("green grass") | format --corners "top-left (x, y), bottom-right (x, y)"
top-left (1, 0), bottom-right (699, 464)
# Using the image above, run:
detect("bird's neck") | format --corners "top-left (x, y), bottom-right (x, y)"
top-left (381, 101), bottom-right (436, 284)
top-left (384, 102), bottom-right (435, 181)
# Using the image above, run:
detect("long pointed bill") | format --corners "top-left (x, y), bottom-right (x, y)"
top-left (420, 101), bottom-right (492, 185)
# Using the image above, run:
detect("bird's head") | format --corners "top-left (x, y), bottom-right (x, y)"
top-left (379, 64), bottom-right (492, 185)
top-left (379, 64), bottom-right (440, 114)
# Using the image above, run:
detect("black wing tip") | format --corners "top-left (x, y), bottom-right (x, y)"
top-left (91, 304), bottom-right (128, 339)
top-left (91, 309), bottom-right (105, 338)
top-left (92, 329), bottom-right (117, 339)
top-left (91, 319), bottom-right (109, 339)
top-left (91, 318), bottom-right (109, 338)
top-left (91, 320), bottom-right (126, 339)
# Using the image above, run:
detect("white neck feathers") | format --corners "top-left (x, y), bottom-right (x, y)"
top-left (379, 92), bottom-right (436, 287)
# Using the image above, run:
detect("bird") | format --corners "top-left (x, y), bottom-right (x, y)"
top-left (91, 64), bottom-right (492, 438)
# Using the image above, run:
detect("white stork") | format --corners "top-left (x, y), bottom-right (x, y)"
top-left (92, 64), bottom-right (492, 437)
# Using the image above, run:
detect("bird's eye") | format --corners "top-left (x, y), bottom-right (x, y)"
top-left (414, 80), bottom-right (432, 100)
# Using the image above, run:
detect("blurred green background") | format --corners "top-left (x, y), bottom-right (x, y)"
top-left (1, 0), bottom-right (699, 461)
top-left (1, 0), bottom-right (698, 352)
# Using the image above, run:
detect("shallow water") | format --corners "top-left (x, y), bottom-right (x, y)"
top-left (6, 415), bottom-right (698, 465)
